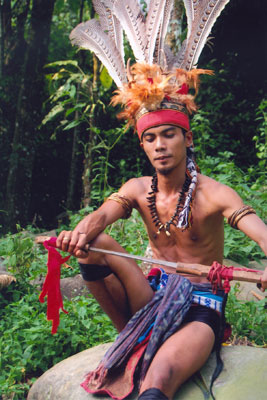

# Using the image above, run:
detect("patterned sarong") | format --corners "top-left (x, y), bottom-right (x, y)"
top-left (81, 274), bottom-right (193, 399)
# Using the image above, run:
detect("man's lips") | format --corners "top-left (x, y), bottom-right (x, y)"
top-left (154, 155), bottom-right (171, 161)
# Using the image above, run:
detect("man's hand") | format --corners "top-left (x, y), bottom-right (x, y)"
top-left (56, 196), bottom-right (130, 258)
top-left (56, 216), bottom-right (92, 258)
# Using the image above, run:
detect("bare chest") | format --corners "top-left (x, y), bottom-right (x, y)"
top-left (137, 191), bottom-right (224, 264)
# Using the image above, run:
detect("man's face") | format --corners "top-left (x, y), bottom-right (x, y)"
top-left (141, 125), bottom-right (192, 175)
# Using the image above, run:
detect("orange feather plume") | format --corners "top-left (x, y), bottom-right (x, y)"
top-left (111, 63), bottom-right (213, 129)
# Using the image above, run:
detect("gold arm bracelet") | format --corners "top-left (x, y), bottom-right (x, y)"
top-left (106, 193), bottom-right (133, 219)
top-left (227, 205), bottom-right (256, 229)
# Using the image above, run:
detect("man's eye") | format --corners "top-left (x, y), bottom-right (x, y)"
top-left (145, 136), bottom-right (154, 142)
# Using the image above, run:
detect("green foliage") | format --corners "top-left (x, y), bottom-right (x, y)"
top-left (42, 60), bottom-right (95, 133)
top-left (42, 59), bottom-right (132, 208)
top-left (0, 284), bottom-right (116, 399)
top-left (225, 284), bottom-right (267, 345)
top-left (106, 209), bottom-right (149, 257)
top-left (192, 109), bottom-right (266, 264)
top-left (87, 126), bottom-right (127, 203)
top-left (0, 225), bottom-right (78, 282)
top-left (194, 57), bottom-right (265, 168)
top-left (253, 98), bottom-right (267, 174)
top-left (0, 226), bottom-right (117, 399)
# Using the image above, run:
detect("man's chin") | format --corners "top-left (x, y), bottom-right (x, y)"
top-left (156, 167), bottom-right (174, 176)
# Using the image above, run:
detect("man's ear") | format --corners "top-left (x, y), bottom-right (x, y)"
top-left (140, 141), bottom-right (144, 149)
top-left (185, 130), bottom-right (193, 147)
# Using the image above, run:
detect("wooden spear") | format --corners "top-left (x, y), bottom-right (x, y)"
top-left (35, 236), bottom-right (263, 284)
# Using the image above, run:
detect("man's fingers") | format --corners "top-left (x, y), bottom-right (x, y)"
top-left (67, 230), bottom-right (80, 253)
top-left (73, 248), bottom-right (88, 258)
top-left (76, 233), bottom-right (89, 250)
top-left (57, 225), bottom-right (91, 256)
top-left (68, 231), bottom-right (89, 254)
top-left (57, 231), bottom-right (72, 251)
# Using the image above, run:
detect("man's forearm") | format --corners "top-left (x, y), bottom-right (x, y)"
top-left (56, 200), bottom-right (127, 255)
top-left (73, 210), bottom-right (108, 243)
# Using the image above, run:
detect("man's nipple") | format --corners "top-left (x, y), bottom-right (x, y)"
top-left (190, 234), bottom-right (198, 242)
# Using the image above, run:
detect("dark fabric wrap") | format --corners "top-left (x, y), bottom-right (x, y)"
top-left (79, 263), bottom-right (112, 281)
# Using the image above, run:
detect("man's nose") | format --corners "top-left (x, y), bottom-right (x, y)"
top-left (155, 137), bottom-right (166, 151)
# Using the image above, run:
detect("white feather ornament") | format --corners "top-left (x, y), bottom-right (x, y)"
top-left (111, 0), bottom-right (147, 63)
top-left (153, 0), bottom-right (174, 66)
top-left (94, 0), bottom-right (124, 63)
top-left (177, 0), bottom-right (231, 70)
top-left (145, 0), bottom-right (168, 64)
top-left (69, 19), bottom-right (127, 88)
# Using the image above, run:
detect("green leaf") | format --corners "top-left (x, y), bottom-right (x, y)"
top-left (41, 104), bottom-right (65, 125)
top-left (69, 85), bottom-right (76, 99)
top-left (62, 120), bottom-right (82, 130)
top-left (100, 67), bottom-right (113, 89)
top-left (45, 60), bottom-right (79, 68)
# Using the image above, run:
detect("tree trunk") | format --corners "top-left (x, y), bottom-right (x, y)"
top-left (66, 0), bottom-right (85, 211)
top-left (81, 54), bottom-right (98, 208)
top-left (5, 0), bottom-right (56, 231)
top-left (66, 92), bottom-right (81, 211)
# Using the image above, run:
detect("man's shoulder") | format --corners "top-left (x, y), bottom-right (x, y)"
top-left (119, 176), bottom-right (151, 199)
top-left (198, 173), bottom-right (231, 192)
top-left (197, 173), bottom-right (243, 211)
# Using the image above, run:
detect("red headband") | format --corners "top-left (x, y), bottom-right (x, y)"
top-left (136, 109), bottom-right (190, 140)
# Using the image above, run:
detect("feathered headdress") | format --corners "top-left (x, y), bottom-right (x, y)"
top-left (69, 0), bottom-right (230, 231)
top-left (70, 0), bottom-right (230, 138)
top-left (111, 63), bottom-right (214, 137)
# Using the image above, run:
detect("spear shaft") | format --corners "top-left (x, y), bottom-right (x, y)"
top-left (35, 236), bottom-right (263, 284)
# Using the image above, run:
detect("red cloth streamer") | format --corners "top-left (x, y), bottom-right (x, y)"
top-left (39, 237), bottom-right (70, 334)
top-left (207, 261), bottom-right (234, 294)
top-left (207, 261), bottom-right (261, 294)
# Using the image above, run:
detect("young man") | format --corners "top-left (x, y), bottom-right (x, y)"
top-left (56, 104), bottom-right (267, 399)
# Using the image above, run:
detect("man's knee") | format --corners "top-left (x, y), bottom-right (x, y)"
top-left (78, 232), bottom-right (114, 265)
top-left (91, 232), bottom-right (113, 248)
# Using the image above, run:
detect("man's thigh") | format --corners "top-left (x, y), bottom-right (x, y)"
top-left (140, 321), bottom-right (215, 397)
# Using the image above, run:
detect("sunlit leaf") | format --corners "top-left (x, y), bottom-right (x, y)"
top-left (100, 67), bottom-right (113, 89)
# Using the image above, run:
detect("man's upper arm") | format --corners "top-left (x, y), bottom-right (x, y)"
top-left (212, 182), bottom-right (244, 219)
top-left (214, 182), bottom-right (267, 255)
top-left (101, 178), bottom-right (142, 225)
top-left (118, 178), bottom-right (143, 209)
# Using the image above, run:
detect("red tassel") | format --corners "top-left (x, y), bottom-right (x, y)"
top-left (177, 83), bottom-right (189, 94)
top-left (39, 237), bottom-right (70, 334)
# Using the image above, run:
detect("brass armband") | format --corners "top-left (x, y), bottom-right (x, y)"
top-left (106, 193), bottom-right (133, 219)
top-left (227, 205), bottom-right (256, 229)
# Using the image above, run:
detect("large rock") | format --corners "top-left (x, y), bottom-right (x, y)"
top-left (27, 343), bottom-right (267, 400)
top-left (60, 274), bottom-right (88, 299)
